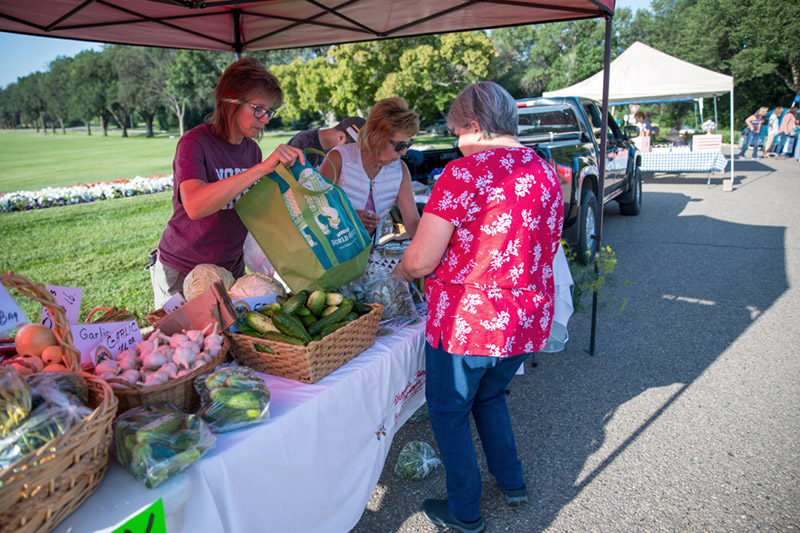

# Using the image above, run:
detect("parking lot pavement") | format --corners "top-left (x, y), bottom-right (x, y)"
top-left (352, 153), bottom-right (800, 532)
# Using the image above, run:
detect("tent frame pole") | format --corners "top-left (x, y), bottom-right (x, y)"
top-left (587, 13), bottom-right (613, 356)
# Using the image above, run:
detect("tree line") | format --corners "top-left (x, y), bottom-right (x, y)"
top-left (0, 0), bottom-right (796, 136)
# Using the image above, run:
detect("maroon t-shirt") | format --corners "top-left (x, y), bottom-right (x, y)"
top-left (157, 123), bottom-right (262, 274)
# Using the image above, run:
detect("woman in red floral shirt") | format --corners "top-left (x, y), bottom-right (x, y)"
top-left (396, 81), bottom-right (563, 533)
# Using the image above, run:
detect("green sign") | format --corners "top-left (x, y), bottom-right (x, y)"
top-left (112, 498), bottom-right (166, 533)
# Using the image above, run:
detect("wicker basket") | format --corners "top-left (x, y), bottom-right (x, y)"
top-left (107, 334), bottom-right (230, 413)
top-left (227, 303), bottom-right (383, 383)
top-left (0, 273), bottom-right (118, 533)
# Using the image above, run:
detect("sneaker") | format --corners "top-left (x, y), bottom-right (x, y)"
top-left (422, 499), bottom-right (484, 533)
top-left (498, 485), bottom-right (529, 507)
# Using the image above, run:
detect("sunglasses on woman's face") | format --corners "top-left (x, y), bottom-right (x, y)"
top-left (389, 139), bottom-right (415, 152)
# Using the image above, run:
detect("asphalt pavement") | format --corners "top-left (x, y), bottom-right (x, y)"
top-left (351, 150), bottom-right (800, 532)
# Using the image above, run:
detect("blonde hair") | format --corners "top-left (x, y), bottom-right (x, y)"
top-left (757, 107), bottom-right (768, 116)
top-left (358, 98), bottom-right (419, 155)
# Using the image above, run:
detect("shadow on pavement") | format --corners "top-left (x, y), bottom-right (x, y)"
top-left (352, 190), bottom-right (788, 532)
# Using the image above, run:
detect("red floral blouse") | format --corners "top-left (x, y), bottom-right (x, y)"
top-left (423, 147), bottom-right (564, 357)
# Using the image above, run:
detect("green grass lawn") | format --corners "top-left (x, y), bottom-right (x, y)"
top-left (0, 129), bottom-right (454, 329)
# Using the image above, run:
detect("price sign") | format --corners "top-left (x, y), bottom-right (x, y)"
top-left (90, 320), bottom-right (143, 365)
top-left (40, 285), bottom-right (82, 327)
top-left (0, 284), bottom-right (28, 334)
top-left (162, 292), bottom-right (185, 314)
top-left (112, 498), bottom-right (166, 533)
top-left (70, 320), bottom-right (141, 365)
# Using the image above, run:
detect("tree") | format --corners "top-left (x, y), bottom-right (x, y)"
top-left (165, 49), bottom-right (223, 136)
top-left (43, 56), bottom-right (75, 133)
top-left (271, 55), bottom-right (336, 125)
top-left (70, 50), bottom-right (113, 135)
top-left (16, 73), bottom-right (46, 132)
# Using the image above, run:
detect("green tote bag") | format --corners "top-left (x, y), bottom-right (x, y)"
top-left (234, 150), bottom-right (371, 294)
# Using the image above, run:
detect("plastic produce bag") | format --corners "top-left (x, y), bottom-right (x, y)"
top-left (342, 272), bottom-right (416, 322)
top-left (0, 367), bottom-right (32, 438)
top-left (114, 402), bottom-right (216, 489)
top-left (195, 366), bottom-right (270, 433)
top-left (394, 441), bottom-right (441, 480)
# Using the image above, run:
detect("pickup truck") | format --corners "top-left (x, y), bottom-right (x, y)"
top-left (404, 96), bottom-right (642, 264)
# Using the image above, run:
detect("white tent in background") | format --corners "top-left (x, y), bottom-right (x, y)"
top-left (544, 41), bottom-right (735, 189)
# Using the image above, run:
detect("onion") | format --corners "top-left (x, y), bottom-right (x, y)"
top-left (14, 324), bottom-right (58, 356)
top-left (43, 363), bottom-right (69, 373)
top-left (41, 345), bottom-right (64, 365)
top-left (21, 355), bottom-right (44, 372)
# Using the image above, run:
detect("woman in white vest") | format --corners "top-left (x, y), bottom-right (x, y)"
top-left (320, 97), bottom-right (420, 239)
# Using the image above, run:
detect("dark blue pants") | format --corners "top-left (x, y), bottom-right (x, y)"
top-left (425, 341), bottom-right (529, 522)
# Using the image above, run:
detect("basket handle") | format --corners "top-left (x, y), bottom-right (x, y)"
top-left (1, 272), bottom-right (81, 371)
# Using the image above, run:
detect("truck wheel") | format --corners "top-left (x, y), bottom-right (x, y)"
top-left (577, 189), bottom-right (597, 265)
top-left (618, 166), bottom-right (642, 216)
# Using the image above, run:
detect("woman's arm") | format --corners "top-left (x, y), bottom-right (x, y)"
top-left (395, 161), bottom-right (421, 238)
top-left (180, 144), bottom-right (305, 219)
top-left (395, 212), bottom-right (454, 281)
top-left (745, 114), bottom-right (756, 131)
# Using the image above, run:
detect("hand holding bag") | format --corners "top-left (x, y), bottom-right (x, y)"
top-left (234, 149), bottom-right (371, 293)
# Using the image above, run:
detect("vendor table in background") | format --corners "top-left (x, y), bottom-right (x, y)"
top-left (640, 151), bottom-right (728, 187)
top-left (56, 321), bottom-right (426, 532)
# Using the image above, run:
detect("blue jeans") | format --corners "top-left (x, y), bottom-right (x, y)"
top-left (775, 132), bottom-right (787, 155)
top-left (739, 129), bottom-right (760, 158)
top-left (425, 341), bottom-right (529, 523)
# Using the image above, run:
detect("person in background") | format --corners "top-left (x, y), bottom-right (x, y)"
top-left (394, 81), bottom-right (563, 533)
top-left (150, 57), bottom-right (304, 308)
top-left (645, 112), bottom-right (659, 137)
top-left (737, 107), bottom-right (768, 159)
top-left (634, 110), bottom-right (651, 136)
top-left (764, 107), bottom-right (784, 157)
top-left (775, 107), bottom-right (797, 159)
top-left (319, 98), bottom-right (420, 239)
top-left (287, 116), bottom-right (366, 168)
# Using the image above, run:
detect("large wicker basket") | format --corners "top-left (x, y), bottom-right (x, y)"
top-left (227, 303), bottom-right (383, 383)
top-left (108, 334), bottom-right (230, 413)
top-left (0, 273), bottom-right (118, 533)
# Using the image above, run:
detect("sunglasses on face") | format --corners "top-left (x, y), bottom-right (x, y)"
top-left (388, 139), bottom-right (415, 152)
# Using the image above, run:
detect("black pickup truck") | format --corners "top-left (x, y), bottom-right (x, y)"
top-left (404, 96), bottom-right (642, 263)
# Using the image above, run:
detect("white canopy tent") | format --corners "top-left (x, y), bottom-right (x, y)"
top-left (544, 41), bottom-right (735, 189)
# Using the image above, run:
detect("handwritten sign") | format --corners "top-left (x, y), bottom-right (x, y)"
top-left (70, 320), bottom-right (141, 365)
top-left (0, 284), bottom-right (28, 334)
top-left (41, 285), bottom-right (82, 327)
top-left (90, 320), bottom-right (143, 365)
top-left (162, 292), bottom-right (185, 314)
top-left (112, 498), bottom-right (166, 533)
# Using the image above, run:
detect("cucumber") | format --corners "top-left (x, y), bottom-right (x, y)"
top-left (299, 314), bottom-right (317, 328)
top-left (353, 302), bottom-right (374, 315)
top-left (210, 388), bottom-right (268, 410)
top-left (325, 292), bottom-right (344, 306)
top-left (309, 301), bottom-right (353, 335)
top-left (306, 290), bottom-right (327, 317)
top-left (260, 331), bottom-right (307, 346)
top-left (255, 343), bottom-right (274, 354)
top-left (320, 320), bottom-right (351, 337)
top-left (346, 312), bottom-right (359, 322)
top-left (320, 305), bottom-right (339, 317)
top-left (244, 311), bottom-right (279, 335)
top-left (271, 309), bottom-right (312, 344)
top-left (256, 302), bottom-right (282, 317)
top-left (295, 307), bottom-right (312, 317)
top-left (238, 324), bottom-right (265, 338)
top-left (282, 290), bottom-right (309, 314)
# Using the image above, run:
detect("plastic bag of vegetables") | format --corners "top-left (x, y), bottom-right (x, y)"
top-left (114, 402), bottom-right (216, 489)
top-left (0, 367), bottom-right (32, 438)
top-left (0, 391), bottom-right (91, 470)
top-left (342, 272), bottom-right (416, 322)
top-left (394, 441), bottom-right (441, 480)
top-left (195, 366), bottom-right (270, 433)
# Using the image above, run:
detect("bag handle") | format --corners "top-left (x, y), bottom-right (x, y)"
top-left (273, 148), bottom-right (338, 197)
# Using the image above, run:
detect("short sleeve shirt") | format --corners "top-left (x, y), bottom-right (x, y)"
top-left (157, 123), bottom-right (261, 274)
top-left (287, 130), bottom-right (325, 168)
top-left (423, 147), bottom-right (564, 357)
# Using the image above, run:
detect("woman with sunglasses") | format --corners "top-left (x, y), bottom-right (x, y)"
top-left (319, 97), bottom-right (421, 238)
top-left (150, 57), bottom-right (305, 308)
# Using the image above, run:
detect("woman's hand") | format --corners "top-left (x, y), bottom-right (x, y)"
top-left (262, 144), bottom-right (306, 174)
top-left (357, 209), bottom-right (381, 234)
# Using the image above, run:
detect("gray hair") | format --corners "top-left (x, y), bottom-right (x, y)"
top-left (447, 81), bottom-right (518, 138)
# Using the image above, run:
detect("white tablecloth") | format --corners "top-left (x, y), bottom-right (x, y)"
top-left (640, 151), bottom-right (728, 173)
top-left (56, 322), bottom-right (426, 533)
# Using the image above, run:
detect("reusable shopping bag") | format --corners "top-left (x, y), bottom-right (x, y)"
top-left (234, 149), bottom-right (371, 293)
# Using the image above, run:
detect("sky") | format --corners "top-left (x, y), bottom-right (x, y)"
top-left (0, 0), bottom-right (653, 89)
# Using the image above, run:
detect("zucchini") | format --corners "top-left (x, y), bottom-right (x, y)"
top-left (353, 302), bottom-right (373, 315)
top-left (261, 331), bottom-right (306, 346)
top-left (271, 309), bottom-right (312, 344)
top-left (282, 290), bottom-right (309, 314)
top-left (308, 301), bottom-right (353, 335)
top-left (306, 290), bottom-right (327, 317)
top-left (244, 311), bottom-right (279, 335)
top-left (320, 320), bottom-right (350, 337)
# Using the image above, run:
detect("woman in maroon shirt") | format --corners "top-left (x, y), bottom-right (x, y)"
top-left (396, 81), bottom-right (563, 532)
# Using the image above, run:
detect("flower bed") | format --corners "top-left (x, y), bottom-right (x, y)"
top-left (0, 175), bottom-right (174, 213)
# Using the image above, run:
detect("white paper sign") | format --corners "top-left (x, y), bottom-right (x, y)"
top-left (162, 292), bottom-right (185, 313)
top-left (0, 284), bottom-right (28, 334)
top-left (231, 294), bottom-right (279, 316)
top-left (41, 285), bottom-right (82, 327)
top-left (70, 320), bottom-right (141, 365)
top-left (89, 321), bottom-right (143, 365)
